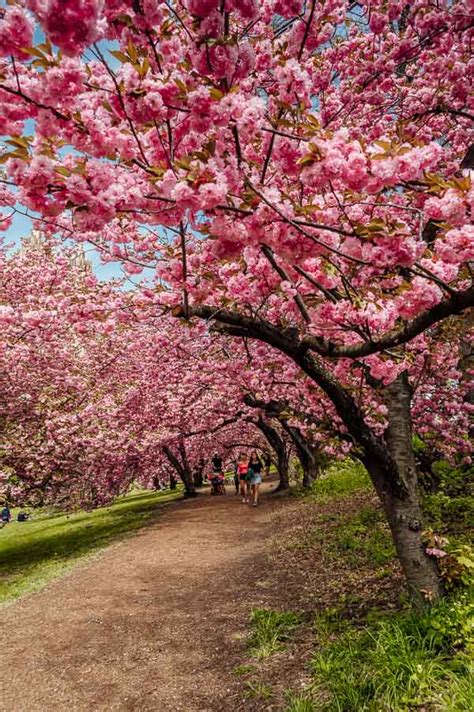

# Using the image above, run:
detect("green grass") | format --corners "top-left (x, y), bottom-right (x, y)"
top-left (248, 608), bottom-right (302, 658)
top-left (310, 458), bottom-right (371, 501)
top-left (0, 488), bottom-right (180, 605)
top-left (332, 510), bottom-right (396, 567)
top-left (285, 692), bottom-right (316, 712)
top-left (244, 681), bottom-right (274, 700)
top-left (233, 663), bottom-right (256, 676)
top-left (280, 459), bottom-right (473, 710)
top-left (310, 592), bottom-right (474, 711)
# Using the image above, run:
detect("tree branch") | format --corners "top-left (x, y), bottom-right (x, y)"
top-left (301, 285), bottom-right (474, 358)
top-left (260, 243), bottom-right (311, 324)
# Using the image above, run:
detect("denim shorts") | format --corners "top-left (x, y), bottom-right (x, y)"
top-left (250, 474), bottom-right (262, 485)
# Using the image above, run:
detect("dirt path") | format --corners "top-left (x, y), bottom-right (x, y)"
top-left (0, 483), bottom-right (285, 711)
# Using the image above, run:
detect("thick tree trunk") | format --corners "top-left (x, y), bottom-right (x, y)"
top-left (193, 457), bottom-right (205, 488)
top-left (365, 373), bottom-right (442, 605)
top-left (163, 443), bottom-right (196, 497)
top-left (178, 440), bottom-right (196, 497)
top-left (300, 451), bottom-right (320, 488)
top-left (281, 421), bottom-right (321, 487)
top-left (256, 417), bottom-right (290, 491)
top-left (292, 352), bottom-right (442, 603)
top-left (275, 449), bottom-right (290, 491)
top-left (366, 455), bottom-right (442, 606)
top-left (181, 472), bottom-right (196, 497)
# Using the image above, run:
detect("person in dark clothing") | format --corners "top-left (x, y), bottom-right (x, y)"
top-left (211, 452), bottom-right (223, 473)
top-left (248, 451), bottom-right (263, 507)
top-left (1, 504), bottom-right (11, 525)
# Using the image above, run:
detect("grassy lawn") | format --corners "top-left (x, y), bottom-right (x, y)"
top-left (0, 488), bottom-right (180, 606)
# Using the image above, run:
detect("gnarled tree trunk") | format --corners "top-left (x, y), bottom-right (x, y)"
top-left (280, 421), bottom-right (321, 487)
top-left (364, 373), bottom-right (442, 605)
top-left (255, 417), bottom-right (290, 491)
top-left (292, 352), bottom-right (443, 604)
top-left (163, 441), bottom-right (196, 497)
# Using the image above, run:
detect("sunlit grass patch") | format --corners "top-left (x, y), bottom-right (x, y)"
top-left (311, 459), bottom-right (371, 502)
top-left (285, 691), bottom-right (317, 712)
top-left (0, 488), bottom-right (180, 605)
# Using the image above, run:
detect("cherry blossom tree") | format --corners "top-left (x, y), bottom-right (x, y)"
top-left (1, 0), bottom-right (473, 601)
top-left (0, 236), bottom-right (148, 507)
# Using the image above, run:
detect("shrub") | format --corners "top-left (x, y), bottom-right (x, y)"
top-left (423, 530), bottom-right (474, 590)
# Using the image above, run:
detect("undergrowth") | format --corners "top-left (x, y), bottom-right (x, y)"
top-left (286, 461), bottom-right (472, 710)
top-left (331, 506), bottom-right (396, 567)
top-left (308, 591), bottom-right (474, 711)
top-left (309, 458), bottom-right (371, 501)
top-left (248, 608), bottom-right (302, 659)
top-left (422, 461), bottom-right (474, 539)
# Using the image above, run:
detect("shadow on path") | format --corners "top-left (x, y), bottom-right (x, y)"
top-left (0, 482), bottom-right (283, 711)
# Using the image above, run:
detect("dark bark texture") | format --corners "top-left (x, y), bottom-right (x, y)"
top-left (255, 417), bottom-right (290, 491)
top-left (163, 442), bottom-right (196, 497)
top-left (379, 374), bottom-right (442, 604)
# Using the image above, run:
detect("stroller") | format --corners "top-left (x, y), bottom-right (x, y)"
top-left (210, 471), bottom-right (226, 496)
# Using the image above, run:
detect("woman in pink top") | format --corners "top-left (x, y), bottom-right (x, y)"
top-left (237, 453), bottom-right (249, 503)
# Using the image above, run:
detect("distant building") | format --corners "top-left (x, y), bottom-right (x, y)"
top-left (20, 229), bottom-right (91, 272)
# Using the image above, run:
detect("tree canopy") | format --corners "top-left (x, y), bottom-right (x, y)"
top-left (0, 0), bottom-right (472, 602)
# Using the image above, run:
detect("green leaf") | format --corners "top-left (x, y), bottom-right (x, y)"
top-left (5, 136), bottom-right (31, 149)
top-left (127, 39), bottom-right (138, 63)
top-left (209, 87), bottom-right (224, 100)
top-left (109, 50), bottom-right (130, 64)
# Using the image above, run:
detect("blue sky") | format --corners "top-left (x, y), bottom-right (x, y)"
top-left (2, 12), bottom-right (131, 283)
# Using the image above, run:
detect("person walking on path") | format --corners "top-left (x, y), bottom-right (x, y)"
top-left (248, 451), bottom-right (263, 507)
top-left (237, 454), bottom-right (249, 503)
top-left (233, 461), bottom-right (239, 495)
